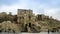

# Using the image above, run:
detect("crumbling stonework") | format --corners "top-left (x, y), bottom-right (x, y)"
top-left (0, 21), bottom-right (20, 33)
top-left (0, 9), bottom-right (60, 33)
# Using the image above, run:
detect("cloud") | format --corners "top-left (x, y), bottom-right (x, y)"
top-left (0, 0), bottom-right (19, 5)
top-left (44, 8), bottom-right (60, 20)
top-left (0, 0), bottom-right (60, 20)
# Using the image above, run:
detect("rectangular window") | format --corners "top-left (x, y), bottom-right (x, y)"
top-left (38, 15), bottom-right (42, 20)
top-left (24, 10), bottom-right (26, 14)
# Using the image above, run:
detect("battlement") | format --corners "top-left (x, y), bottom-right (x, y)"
top-left (18, 9), bottom-right (33, 15)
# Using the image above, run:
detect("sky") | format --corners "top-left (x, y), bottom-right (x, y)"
top-left (0, 0), bottom-right (60, 20)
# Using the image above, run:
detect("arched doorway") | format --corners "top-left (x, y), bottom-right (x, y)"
top-left (29, 23), bottom-right (31, 27)
top-left (24, 24), bottom-right (28, 32)
top-left (0, 30), bottom-right (2, 33)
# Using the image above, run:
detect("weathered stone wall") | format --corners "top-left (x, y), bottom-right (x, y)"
top-left (17, 9), bottom-right (35, 25)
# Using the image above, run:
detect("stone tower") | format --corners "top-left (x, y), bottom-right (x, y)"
top-left (17, 9), bottom-right (36, 26)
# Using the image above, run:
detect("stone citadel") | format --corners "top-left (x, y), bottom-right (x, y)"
top-left (0, 9), bottom-right (60, 33)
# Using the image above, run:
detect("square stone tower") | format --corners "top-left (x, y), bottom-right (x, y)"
top-left (17, 9), bottom-right (36, 26)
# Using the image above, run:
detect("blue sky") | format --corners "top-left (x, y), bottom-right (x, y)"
top-left (0, 0), bottom-right (60, 20)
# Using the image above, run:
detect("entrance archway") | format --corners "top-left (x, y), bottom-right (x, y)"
top-left (0, 30), bottom-right (2, 32)
top-left (29, 23), bottom-right (31, 27)
top-left (24, 24), bottom-right (28, 32)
